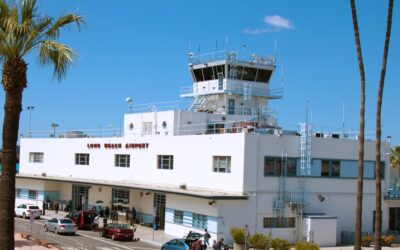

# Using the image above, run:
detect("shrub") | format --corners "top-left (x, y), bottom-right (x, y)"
top-left (381, 235), bottom-right (395, 246)
top-left (361, 235), bottom-right (373, 247)
top-left (230, 227), bottom-right (246, 244)
top-left (249, 233), bottom-right (270, 249)
top-left (270, 238), bottom-right (290, 250)
top-left (294, 241), bottom-right (320, 250)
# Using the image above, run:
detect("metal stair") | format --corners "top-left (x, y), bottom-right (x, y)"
top-left (189, 95), bottom-right (207, 111)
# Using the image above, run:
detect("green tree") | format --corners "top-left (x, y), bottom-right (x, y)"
top-left (349, 1), bottom-right (366, 249)
top-left (374, 1), bottom-right (394, 249)
top-left (0, 1), bottom-right (84, 249)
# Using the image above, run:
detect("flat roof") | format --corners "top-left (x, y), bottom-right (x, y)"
top-left (17, 173), bottom-right (248, 200)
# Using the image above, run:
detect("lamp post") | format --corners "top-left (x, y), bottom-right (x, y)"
top-left (51, 123), bottom-right (59, 138)
top-left (126, 97), bottom-right (133, 113)
top-left (27, 106), bottom-right (35, 138)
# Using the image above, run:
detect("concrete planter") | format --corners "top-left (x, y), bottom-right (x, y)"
top-left (234, 243), bottom-right (246, 250)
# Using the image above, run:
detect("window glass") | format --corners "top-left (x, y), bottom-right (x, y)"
top-left (29, 152), bottom-right (44, 163)
top-left (256, 69), bottom-right (272, 83)
top-left (28, 190), bottom-right (37, 199)
top-left (331, 161), bottom-right (340, 177)
top-left (213, 156), bottom-right (231, 173)
top-left (321, 160), bottom-right (330, 176)
top-left (115, 154), bottom-right (130, 167)
top-left (75, 153), bottom-right (90, 165)
top-left (242, 67), bottom-right (257, 81)
top-left (264, 158), bottom-right (274, 176)
top-left (287, 159), bottom-right (297, 176)
top-left (173, 210), bottom-right (183, 224)
top-left (193, 69), bottom-right (204, 82)
top-left (192, 213), bottom-right (207, 229)
top-left (158, 155), bottom-right (174, 170)
top-left (203, 67), bottom-right (214, 81)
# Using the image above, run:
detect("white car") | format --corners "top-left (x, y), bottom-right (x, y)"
top-left (15, 204), bottom-right (41, 219)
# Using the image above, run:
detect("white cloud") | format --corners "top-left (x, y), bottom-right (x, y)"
top-left (264, 15), bottom-right (294, 29)
top-left (243, 15), bottom-right (294, 35)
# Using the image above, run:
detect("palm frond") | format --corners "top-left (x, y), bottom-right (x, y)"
top-left (46, 13), bottom-right (85, 39)
top-left (38, 40), bottom-right (77, 80)
top-left (20, 16), bottom-right (52, 57)
top-left (21, 0), bottom-right (37, 25)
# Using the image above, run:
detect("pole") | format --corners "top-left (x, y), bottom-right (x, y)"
top-left (27, 106), bottom-right (34, 138)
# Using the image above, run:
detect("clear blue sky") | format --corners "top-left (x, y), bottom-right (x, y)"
top-left (0, 0), bottom-right (399, 146)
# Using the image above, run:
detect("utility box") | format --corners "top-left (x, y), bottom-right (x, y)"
top-left (303, 215), bottom-right (337, 247)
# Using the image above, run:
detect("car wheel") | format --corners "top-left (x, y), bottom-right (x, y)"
top-left (112, 234), bottom-right (116, 241)
top-left (22, 213), bottom-right (26, 219)
top-left (162, 248), bottom-right (166, 250)
top-left (44, 225), bottom-right (48, 232)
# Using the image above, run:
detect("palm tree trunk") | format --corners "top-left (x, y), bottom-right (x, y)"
top-left (0, 59), bottom-right (27, 250)
top-left (375, 1), bottom-right (393, 249)
top-left (350, 1), bottom-right (366, 249)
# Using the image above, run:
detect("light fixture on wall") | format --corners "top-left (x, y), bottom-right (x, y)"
top-left (145, 192), bottom-right (151, 196)
top-left (208, 200), bottom-right (216, 206)
top-left (318, 194), bottom-right (325, 202)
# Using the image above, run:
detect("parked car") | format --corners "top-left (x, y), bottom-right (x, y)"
top-left (162, 239), bottom-right (190, 250)
top-left (65, 210), bottom-right (97, 229)
top-left (99, 222), bottom-right (137, 241)
top-left (44, 218), bottom-right (77, 235)
top-left (184, 232), bottom-right (206, 249)
top-left (15, 204), bottom-right (41, 219)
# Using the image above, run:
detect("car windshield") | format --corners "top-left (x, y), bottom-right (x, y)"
top-left (28, 206), bottom-right (39, 209)
top-left (60, 219), bottom-right (73, 224)
top-left (116, 224), bottom-right (131, 229)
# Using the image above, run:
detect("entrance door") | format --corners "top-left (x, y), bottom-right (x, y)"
top-left (228, 99), bottom-right (235, 115)
top-left (72, 184), bottom-right (89, 211)
top-left (389, 207), bottom-right (400, 232)
top-left (154, 193), bottom-right (166, 229)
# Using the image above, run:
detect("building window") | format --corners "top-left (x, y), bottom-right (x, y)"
top-left (115, 154), bottom-right (130, 167)
top-left (112, 188), bottom-right (129, 211)
top-left (75, 153), bottom-right (89, 165)
top-left (287, 159), bottom-right (297, 176)
top-left (173, 210), bottom-right (184, 224)
top-left (28, 190), bottom-right (37, 200)
top-left (321, 160), bottom-right (341, 177)
top-left (264, 157), bottom-right (296, 176)
top-left (29, 152), bottom-right (44, 163)
top-left (263, 217), bottom-right (295, 228)
top-left (192, 213), bottom-right (207, 229)
top-left (142, 122), bottom-right (153, 135)
top-left (158, 155), bottom-right (174, 170)
top-left (213, 156), bottom-right (231, 173)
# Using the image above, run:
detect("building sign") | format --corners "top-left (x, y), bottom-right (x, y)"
top-left (87, 143), bottom-right (149, 149)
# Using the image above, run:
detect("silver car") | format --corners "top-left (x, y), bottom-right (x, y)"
top-left (44, 218), bottom-right (77, 235)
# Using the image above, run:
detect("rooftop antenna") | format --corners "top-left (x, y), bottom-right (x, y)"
top-left (280, 61), bottom-right (285, 88)
top-left (189, 40), bottom-right (192, 52)
top-left (342, 99), bottom-right (345, 137)
top-left (274, 39), bottom-right (278, 58)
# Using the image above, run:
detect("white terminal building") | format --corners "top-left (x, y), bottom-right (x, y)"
top-left (17, 49), bottom-right (399, 246)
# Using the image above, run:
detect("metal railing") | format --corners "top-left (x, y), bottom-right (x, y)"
top-left (189, 50), bottom-right (275, 67)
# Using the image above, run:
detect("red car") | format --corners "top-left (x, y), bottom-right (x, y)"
top-left (100, 223), bottom-right (136, 241)
top-left (65, 210), bottom-right (98, 230)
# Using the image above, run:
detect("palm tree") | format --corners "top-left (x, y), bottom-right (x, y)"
top-left (0, 1), bottom-right (84, 249)
top-left (390, 146), bottom-right (400, 171)
top-left (374, 1), bottom-right (393, 249)
top-left (350, 1), bottom-right (366, 249)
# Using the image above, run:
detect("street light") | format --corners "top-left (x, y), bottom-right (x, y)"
top-left (27, 106), bottom-right (35, 138)
top-left (126, 97), bottom-right (133, 113)
top-left (51, 123), bottom-right (59, 138)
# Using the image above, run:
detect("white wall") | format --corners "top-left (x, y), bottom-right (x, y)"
top-left (303, 217), bottom-right (337, 247)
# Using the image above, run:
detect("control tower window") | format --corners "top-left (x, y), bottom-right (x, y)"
top-left (203, 67), bottom-right (214, 81)
top-left (256, 69), bottom-right (272, 83)
top-left (242, 67), bottom-right (257, 81)
top-left (193, 69), bottom-right (204, 82)
top-left (214, 65), bottom-right (225, 78)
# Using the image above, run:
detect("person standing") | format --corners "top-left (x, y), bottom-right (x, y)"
top-left (131, 207), bottom-right (136, 224)
top-left (54, 202), bottom-right (59, 214)
top-left (204, 229), bottom-right (211, 247)
top-left (104, 206), bottom-right (110, 219)
top-left (42, 200), bottom-right (46, 215)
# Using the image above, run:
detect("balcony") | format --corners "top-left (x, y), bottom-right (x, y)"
top-left (385, 178), bottom-right (400, 200)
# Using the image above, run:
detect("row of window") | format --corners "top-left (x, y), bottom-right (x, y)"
top-left (29, 152), bottom-right (383, 178)
top-left (172, 209), bottom-right (294, 229)
top-left (29, 152), bottom-right (231, 172)
top-left (173, 210), bottom-right (208, 229)
top-left (16, 189), bottom-right (37, 200)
